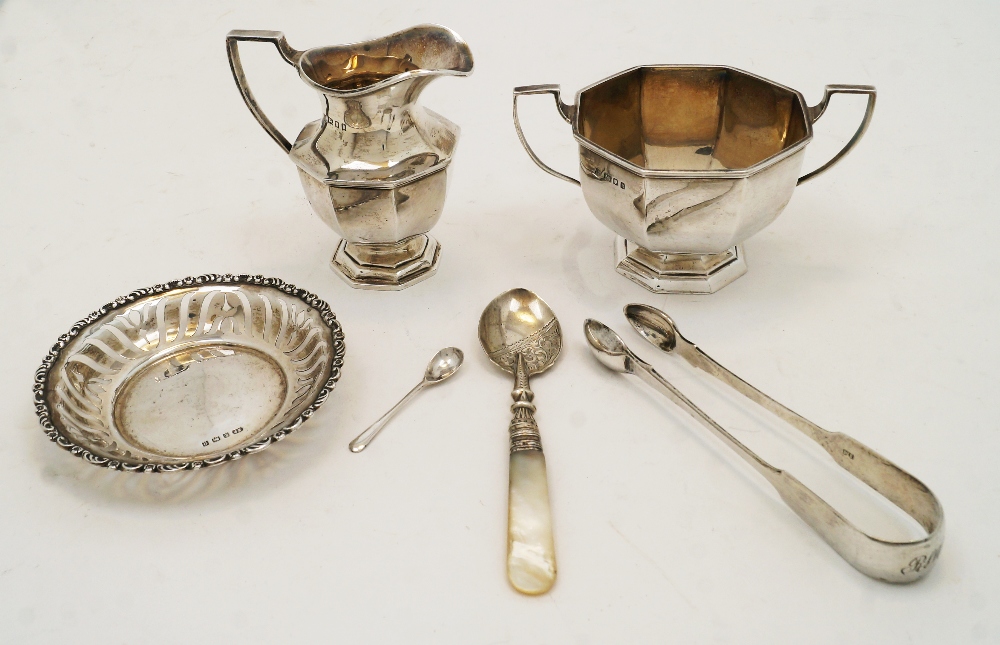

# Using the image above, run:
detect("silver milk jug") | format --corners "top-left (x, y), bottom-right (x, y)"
top-left (227, 25), bottom-right (474, 290)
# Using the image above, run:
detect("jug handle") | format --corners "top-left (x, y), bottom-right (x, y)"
top-left (226, 30), bottom-right (303, 153)
top-left (513, 85), bottom-right (581, 186)
top-left (798, 84), bottom-right (877, 185)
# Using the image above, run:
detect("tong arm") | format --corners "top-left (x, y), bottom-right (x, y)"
top-left (650, 338), bottom-right (944, 583)
top-left (631, 359), bottom-right (778, 481)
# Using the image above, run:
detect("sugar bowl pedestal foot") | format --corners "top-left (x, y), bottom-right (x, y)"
top-left (614, 238), bottom-right (747, 294)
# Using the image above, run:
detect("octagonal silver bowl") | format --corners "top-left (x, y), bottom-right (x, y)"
top-left (514, 65), bottom-right (876, 294)
top-left (33, 275), bottom-right (346, 472)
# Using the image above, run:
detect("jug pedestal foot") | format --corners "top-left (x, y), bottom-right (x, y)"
top-left (614, 237), bottom-right (747, 294)
top-left (331, 234), bottom-right (441, 291)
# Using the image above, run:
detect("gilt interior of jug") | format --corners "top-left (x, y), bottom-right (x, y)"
top-left (297, 26), bottom-right (474, 93)
top-left (303, 53), bottom-right (420, 91)
top-left (578, 66), bottom-right (810, 172)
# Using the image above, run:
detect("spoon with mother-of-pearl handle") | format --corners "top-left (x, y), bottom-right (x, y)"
top-left (479, 288), bottom-right (562, 595)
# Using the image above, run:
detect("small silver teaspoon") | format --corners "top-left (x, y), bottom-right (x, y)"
top-left (349, 347), bottom-right (464, 453)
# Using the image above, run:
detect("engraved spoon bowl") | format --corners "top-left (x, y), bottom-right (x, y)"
top-left (477, 288), bottom-right (561, 375)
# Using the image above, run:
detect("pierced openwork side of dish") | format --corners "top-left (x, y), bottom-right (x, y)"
top-left (33, 274), bottom-right (345, 472)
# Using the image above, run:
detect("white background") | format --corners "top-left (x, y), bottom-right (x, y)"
top-left (1, 1), bottom-right (997, 643)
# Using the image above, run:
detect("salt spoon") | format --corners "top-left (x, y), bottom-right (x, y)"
top-left (349, 348), bottom-right (463, 453)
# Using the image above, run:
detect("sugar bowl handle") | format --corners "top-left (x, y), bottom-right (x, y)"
top-left (513, 85), bottom-right (581, 186)
top-left (226, 30), bottom-right (303, 154)
top-left (798, 84), bottom-right (877, 185)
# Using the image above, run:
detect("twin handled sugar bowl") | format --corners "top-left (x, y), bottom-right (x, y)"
top-left (227, 25), bottom-right (473, 290)
top-left (514, 66), bottom-right (875, 293)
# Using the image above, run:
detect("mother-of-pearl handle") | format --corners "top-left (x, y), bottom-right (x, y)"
top-left (506, 353), bottom-right (556, 595)
top-left (508, 450), bottom-right (556, 594)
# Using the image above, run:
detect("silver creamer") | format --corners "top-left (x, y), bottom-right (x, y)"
top-left (228, 25), bottom-right (473, 290)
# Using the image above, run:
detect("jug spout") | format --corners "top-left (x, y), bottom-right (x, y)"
top-left (279, 25), bottom-right (472, 188)
top-left (297, 24), bottom-right (473, 96)
top-left (226, 24), bottom-right (473, 151)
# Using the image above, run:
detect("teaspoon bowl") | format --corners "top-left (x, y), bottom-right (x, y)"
top-left (478, 288), bottom-right (562, 375)
top-left (425, 347), bottom-right (464, 383)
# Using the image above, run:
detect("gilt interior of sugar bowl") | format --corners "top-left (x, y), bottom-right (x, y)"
top-left (577, 66), bottom-right (810, 172)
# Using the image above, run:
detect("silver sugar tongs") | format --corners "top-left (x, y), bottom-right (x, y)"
top-left (583, 305), bottom-right (944, 583)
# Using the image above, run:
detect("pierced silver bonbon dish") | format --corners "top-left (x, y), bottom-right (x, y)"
top-left (33, 274), bottom-right (345, 472)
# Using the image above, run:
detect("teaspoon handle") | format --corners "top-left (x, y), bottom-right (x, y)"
top-left (505, 353), bottom-right (556, 595)
top-left (508, 450), bottom-right (556, 595)
top-left (349, 380), bottom-right (426, 453)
